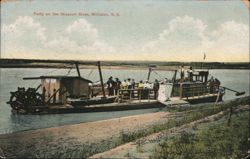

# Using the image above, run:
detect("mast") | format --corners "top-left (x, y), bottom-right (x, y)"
top-left (75, 62), bottom-right (81, 77)
top-left (172, 70), bottom-right (177, 82)
top-left (97, 61), bottom-right (106, 98)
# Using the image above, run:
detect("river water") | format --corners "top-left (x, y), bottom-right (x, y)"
top-left (0, 68), bottom-right (249, 134)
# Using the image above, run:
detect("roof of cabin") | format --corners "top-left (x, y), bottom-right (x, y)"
top-left (23, 76), bottom-right (92, 83)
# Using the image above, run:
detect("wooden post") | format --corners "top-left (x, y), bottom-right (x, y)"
top-left (180, 83), bottom-right (183, 99)
top-left (121, 90), bottom-right (124, 103)
top-left (75, 62), bottom-right (81, 77)
top-left (42, 87), bottom-right (46, 102)
top-left (53, 88), bottom-right (56, 103)
top-left (148, 89), bottom-right (150, 102)
top-left (139, 89), bottom-right (142, 102)
top-left (147, 67), bottom-right (152, 81)
top-left (97, 61), bottom-right (106, 98)
top-left (116, 90), bottom-right (120, 103)
top-left (172, 70), bottom-right (177, 82)
top-left (129, 89), bottom-right (132, 100)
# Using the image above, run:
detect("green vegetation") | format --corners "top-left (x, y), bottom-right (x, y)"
top-left (152, 111), bottom-right (249, 159)
top-left (119, 97), bottom-right (249, 145)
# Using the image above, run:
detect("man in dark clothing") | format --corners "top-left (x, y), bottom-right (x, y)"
top-left (153, 79), bottom-right (160, 99)
top-left (107, 76), bottom-right (115, 96)
top-left (214, 78), bottom-right (221, 86)
top-left (188, 66), bottom-right (193, 82)
top-left (114, 78), bottom-right (121, 95)
top-left (127, 78), bottom-right (132, 89)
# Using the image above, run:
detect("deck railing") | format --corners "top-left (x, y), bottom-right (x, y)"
top-left (116, 88), bottom-right (157, 103)
top-left (180, 84), bottom-right (220, 99)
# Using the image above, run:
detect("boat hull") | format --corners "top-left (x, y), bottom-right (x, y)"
top-left (182, 93), bottom-right (224, 104)
top-left (12, 100), bottom-right (166, 114)
top-left (48, 101), bottom-right (165, 114)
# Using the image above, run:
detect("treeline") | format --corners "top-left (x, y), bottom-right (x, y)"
top-left (0, 58), bottom-right (249, 69)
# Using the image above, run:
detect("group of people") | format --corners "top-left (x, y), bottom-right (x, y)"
top-left (180, 65), bottom-right (194, 81)
top-left (208, 76), bottom-right (221, 93)
top-left (106, 76), bottom-right (160, 98)
top-left (106, 76), bottom-right (121, 96)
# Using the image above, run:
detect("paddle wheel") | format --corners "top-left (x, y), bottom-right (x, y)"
top-left (7, 87), bottom-right (45, 114)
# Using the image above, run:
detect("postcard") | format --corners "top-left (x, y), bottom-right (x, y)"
top-left (0, 0), bottom-right (249, 158)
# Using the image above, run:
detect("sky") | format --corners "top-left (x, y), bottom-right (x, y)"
top-left (1, 0), bottom-right (249, 62)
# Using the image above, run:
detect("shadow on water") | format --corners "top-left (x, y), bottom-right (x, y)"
top-left (8, 108), bottom-right (162, 134)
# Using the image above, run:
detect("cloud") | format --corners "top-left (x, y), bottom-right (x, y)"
top-left (66, 19), bottom-right (98, 45)
top-left (142, 15), bottom-right (249, 62)
top-left (1, 16), bottom-right (248, 62)
top-left (208, 20), bottom-right (249, 61)
top-left (1, 16), bottom-right (47, 58)
top-left (1, 17), bottom-right (114, 59)
top-left (44, 18), bottom-right (115, 59)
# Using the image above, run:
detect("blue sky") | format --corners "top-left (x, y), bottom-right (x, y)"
top-left (1, 0), bottom-right (249, 62)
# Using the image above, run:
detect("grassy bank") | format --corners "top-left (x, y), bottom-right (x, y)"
top-left (152, 110), bottom-right (249, 159)
top-left (91, 96), bottom-right (249, 158)
top-left (0, 97), bottom-right (249, 158)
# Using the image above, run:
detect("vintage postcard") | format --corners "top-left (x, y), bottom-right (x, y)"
top-left (0, 0), bottom-right (249, 158)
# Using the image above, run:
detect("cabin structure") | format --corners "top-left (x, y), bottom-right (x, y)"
top-left (24, 76), bottom-right (92, 104)
top-left (41, 76), bottom-right (92, 104)
top-left (171, 70), bottom-right (222, 103)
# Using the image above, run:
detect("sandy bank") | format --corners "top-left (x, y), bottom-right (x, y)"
top-left (0, 111), bottom-right (169, 158)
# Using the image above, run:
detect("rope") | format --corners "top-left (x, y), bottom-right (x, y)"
top-left (87, 69), bottom-right (95, 78)
top-left (65, 68), bottom-right (72, 76)
top-left (152, 70), bottom-right (165, 81)
top-left (43, 68), bottom-right (60, 76)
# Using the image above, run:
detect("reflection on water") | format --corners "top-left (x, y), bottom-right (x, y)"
top-left (8, 108), bottom-right (161, 134)
top-left (0, 68), bottom-right (249, 134)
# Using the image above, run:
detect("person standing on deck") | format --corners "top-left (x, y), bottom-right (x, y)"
top-left (188, 66), bottom-right (193, 82)
top-left (214, 78), bottom-right (221, 92)
top-left (131, 79), bottom-right (135, 89)
top-left (127, 78), bottom-right (132, 89)
top-left (143, 80), bottom-right (151, 99)
top-left (121, 80), bottom-right (128, 89)
top-left (107, 76), bottom-right (115, 96)
top-left (208, 76), bottom-right (215, 93)
top-left (114, 78), bottom-right (121, 95)
top-left (131, 79), bottom-right (135, 97)
top-left (144, 80), bottom-right (151, 89)
top-left (138, 80), bottom-right (144, 89)
top-left (138, 80), bottom-right (144, 99)
top-left (127, 78), bottom-right (133, 98)
top-left (153, 79), bottom-right (160, 99)
top-left (180, 65), bottom-right (185, 80)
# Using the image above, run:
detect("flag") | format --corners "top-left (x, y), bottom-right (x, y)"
top-left (203, 53), bottom-right (206, 60)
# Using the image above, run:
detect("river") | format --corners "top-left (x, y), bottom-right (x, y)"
top-left (0, 68), bottom-right (249, 134)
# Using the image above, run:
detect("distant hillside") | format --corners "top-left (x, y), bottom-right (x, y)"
top-left (0, 58), bottom-right (249, 69)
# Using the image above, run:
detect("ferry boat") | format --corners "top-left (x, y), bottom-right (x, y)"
top-left (6, 61), bottom-right (244, 114)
